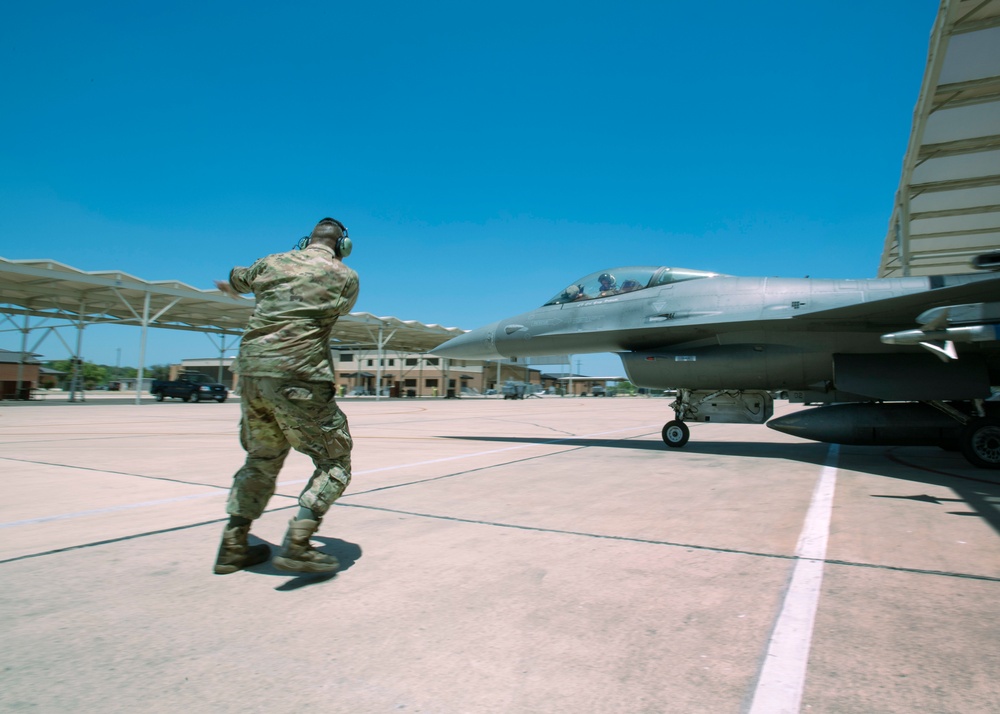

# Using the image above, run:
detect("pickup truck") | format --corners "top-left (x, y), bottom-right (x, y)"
top-left (151, 373), bottom-right (229, 403)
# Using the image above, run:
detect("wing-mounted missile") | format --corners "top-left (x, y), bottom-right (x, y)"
top-left (879, 301), bottom-right (1000, 361)
top-left (972, 251), bottom-right (1000, 271)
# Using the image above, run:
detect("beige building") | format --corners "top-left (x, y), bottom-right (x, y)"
top-left (175, 351), bottom-right (547, 397)
top-left (338, 350), bottom-right (568, 397)
top-left (173, 351), bottom-right (630, 397)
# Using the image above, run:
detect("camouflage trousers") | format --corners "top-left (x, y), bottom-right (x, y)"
top-left (227, 376), bottom-right (352, 520)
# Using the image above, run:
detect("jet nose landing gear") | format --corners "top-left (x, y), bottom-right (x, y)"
top-left (662, 420), bottom-right (690, 448)
top-left (661, 389), bottom-right (774, 449)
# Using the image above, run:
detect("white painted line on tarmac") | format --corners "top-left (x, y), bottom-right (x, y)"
top-left (0, 492), bottom-right (228, 528)
top-left (0, 424), bottom-right (659, 528)
top-left (747, 443), bottom-right (839, 714)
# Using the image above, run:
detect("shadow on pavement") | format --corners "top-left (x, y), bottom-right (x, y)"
top-left (442, 435), bottom-right (1000, 538)
top-left (240, 536), bottom-right (363, 589)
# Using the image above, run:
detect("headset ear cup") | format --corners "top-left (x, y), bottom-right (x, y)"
top-left (337, 236), bottom-right (353, 258)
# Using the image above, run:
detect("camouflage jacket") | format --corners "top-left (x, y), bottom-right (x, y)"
top-left (228, 244), bottom-right (359, 381)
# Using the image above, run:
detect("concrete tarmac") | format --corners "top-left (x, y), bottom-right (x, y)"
top-left (1, 394), bottom-right (998, 713)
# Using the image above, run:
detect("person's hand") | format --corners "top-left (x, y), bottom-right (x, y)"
top-left (215, 280), bottom-right (240, 298)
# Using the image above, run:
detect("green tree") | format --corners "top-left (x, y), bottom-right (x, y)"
top-left (615, 380), bottom-right (637, 396)
top-left (46, 359), bottom-right (108, 389)
top-left (47, 359), bottom-right (72, 375)
top-left (148, 364), bottom-right (172, 381)
top-left (84, 363), bottom-right (108, 388)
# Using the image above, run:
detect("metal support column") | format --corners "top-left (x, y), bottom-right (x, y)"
top-left (135, 291), bottom-right (151, 405)
top-left (15, 314), bottom-right (29, 398)
top-left (375, 324), bottom-right (384, 401)
top-left (69, 310), bottom-right (86, 402)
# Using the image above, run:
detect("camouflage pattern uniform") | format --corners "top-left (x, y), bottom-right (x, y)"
top-left (224, 243), bottom-right (359, 520)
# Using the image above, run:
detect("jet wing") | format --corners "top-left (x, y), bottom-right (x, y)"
top-left (600, 275), bottom-right (1000, 355)
top-left (789, 275), bottom-right (1000, 330)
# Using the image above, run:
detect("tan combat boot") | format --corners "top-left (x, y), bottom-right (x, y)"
top-left (272, 518), bottom-right (339, 574)
top-left (213, 523), bottom-right (271, 575)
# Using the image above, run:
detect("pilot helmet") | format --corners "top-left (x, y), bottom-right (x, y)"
top-left (599, 273), bottom-right (616, 287)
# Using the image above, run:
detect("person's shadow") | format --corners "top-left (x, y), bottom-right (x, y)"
top-left (243, 535), bottom-right (363, 590)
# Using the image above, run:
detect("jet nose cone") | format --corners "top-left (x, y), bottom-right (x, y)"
top-left (433, 322), bottom-right (500, 359)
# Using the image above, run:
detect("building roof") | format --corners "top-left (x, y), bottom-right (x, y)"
top-left (0, 348), bottom-right (41, 364)
top-left (0, 256), bottom-right (466, 354)
top-left (878, 0), bottom-right (1000, 277)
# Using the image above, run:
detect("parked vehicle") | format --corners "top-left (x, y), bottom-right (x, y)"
top-left (151, 373), bottom-right (228, 403)
top-left (502, 381), bottom-right (543, 399)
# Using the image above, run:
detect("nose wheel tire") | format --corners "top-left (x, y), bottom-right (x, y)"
top-left (961, 417), bottom-right (1000, 469)
top-left (662, 420), bottom-right (690, 448)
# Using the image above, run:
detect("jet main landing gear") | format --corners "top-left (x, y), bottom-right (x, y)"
top-left (962, 417), bottom-right (1000, 468)
top-left (927, 400), bottom-right (1000, 470)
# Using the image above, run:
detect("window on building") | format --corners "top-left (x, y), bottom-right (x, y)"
top-left (338, 353), bottom-right (353, 362)
top-left (405, 358), bottom-right (418, 366)
top-left (425, 358), bottom-right (439, 366)
top-left (425, 379), bottom-right (439, 388)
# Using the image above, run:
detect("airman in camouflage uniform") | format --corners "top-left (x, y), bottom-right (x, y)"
top-left (213, 218), bottom-right (359, 575)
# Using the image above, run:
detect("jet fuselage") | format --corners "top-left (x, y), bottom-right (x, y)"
top-left (436, 269), bottom-right (1000, 394)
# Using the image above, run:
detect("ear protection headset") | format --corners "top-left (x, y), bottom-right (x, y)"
top-left (295, 217), bottom-right (353, 258)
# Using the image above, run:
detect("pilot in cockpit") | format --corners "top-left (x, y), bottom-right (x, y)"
top-left (598, 273), bottom-right (618, 296)
top-left (562, 284), bottom-right (588, 302)
top-left (620, 279), bottom-right (642, 293)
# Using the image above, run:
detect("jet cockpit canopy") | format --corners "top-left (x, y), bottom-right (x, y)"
top-left (544, 266), bottom-right (724, 306)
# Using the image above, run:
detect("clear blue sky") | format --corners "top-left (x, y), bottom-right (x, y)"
top-left (1, 1), bottom-right (940, 376)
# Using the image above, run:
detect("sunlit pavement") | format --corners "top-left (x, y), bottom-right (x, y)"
top-left (1, 396), bottom-right (998, 713)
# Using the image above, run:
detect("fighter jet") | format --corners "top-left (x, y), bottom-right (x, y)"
top-left (433, 261), bottom-right (1000, 469)
top-left (436, 0), bottom-right (1000, 468)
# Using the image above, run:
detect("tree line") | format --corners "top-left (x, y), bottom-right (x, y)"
top-left (44, 360), bottom-right (173, 389)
